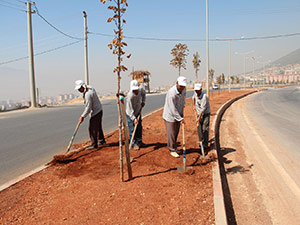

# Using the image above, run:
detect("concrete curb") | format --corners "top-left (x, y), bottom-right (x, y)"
top-left (211, 90), bottom-right (258, 225)
top-left (0, 164), bottom-right (50, 192)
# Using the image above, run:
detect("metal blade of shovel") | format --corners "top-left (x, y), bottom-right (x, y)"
top-left (199, 141), bottom-right (210, 160)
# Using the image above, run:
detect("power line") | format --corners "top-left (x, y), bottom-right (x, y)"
top-left (88, 32), bottom-right (114, 38)
top-left (89, 31), bottom-right (300, 42)
top-left (125, 36), bottom-right (202, 42)
top-left (89, 32), bottom-right (205, 41)
top-left (0, 0), bottom-right (24, 8)
top-left (0, 40), bottom-right (82, 66)
top-left (34, 5), bottom-right (83, 41)
top-left (235, 32), bottom-right (300, 41)
top-left (0, 2), bottom-right (25, 12)
top-left (0, 34), bottom-right (70, 52)
top-left (13, 0), bottom-right (26, 3)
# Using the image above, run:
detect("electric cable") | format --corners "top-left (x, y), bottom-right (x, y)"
top-left (14, 0), bottom-right (26, 3)
top-left (89, 31), bottom-right (300, 42)
top-left (0, 40), bottom-right (82, 66)
top-left (34, 5), bottom-right (83, 41)
top-left (89, 31), bottom-right (205, 41)
top-left (0, 0), bottom-right (24, 8)
top-left (0, 2), bottom-right (25, 12)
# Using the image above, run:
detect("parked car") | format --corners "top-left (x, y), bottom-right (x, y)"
top-left (212, 84), bottom-right (220, 90)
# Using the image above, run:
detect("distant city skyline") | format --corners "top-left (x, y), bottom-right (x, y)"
top-left (1, 0), bottom-right (300, 101)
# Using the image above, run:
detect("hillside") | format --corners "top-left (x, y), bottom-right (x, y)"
top-left (272, 48), bottom-right (300, 66)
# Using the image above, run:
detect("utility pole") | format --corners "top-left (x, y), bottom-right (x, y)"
top-left (253, 58), bottom-right (257, 85)
top-left (235, 51), bottom-right (254, 88)
top-left (36, 88), bottom-right (39, 106)
top-left (26, 1), bottom-right (37, 108)
top-left (83, 11), bottom-right (89, 85)
top-left (243, 55), bottom-right (246, 89)
top-left (216, 36), bottom-right (247, 92)
top-left (228, 40), bottom-right (231, 93)
top-left (206, 0), bottom-right (209, 96)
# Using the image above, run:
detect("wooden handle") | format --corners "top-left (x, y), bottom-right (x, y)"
top-left (182, 123), bottom-right (185, 150)
top-left (66, 121), bottom-right (81, 153)
top-left (129, 113), bottom-right (141, 150)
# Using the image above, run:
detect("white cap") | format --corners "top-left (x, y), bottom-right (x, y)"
top-left (130, 80), bottom-right (139, 91)
top-left (177, 76), bottom-right (187, 87)
top-left (194, 83), bottom-right (202, 90)
top-left (74, 80), bottom-right (85, 90)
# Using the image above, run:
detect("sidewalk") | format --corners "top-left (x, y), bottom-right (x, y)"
top-left (0, 89), bottom-right (252, 225)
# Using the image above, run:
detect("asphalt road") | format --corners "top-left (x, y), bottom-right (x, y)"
top-left (0, 90), bottom-right (193, 186)
top-left (244, 86), bottom-right (300, 186)
top-left (219, 86), bottom-right (300, 224)
top-left (242, 86), bottom-right (300, 224)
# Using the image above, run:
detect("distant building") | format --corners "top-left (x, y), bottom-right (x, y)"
top-left (57, 95), bottom-right (64, 103)
top-left (129, 70), bottom-right (151, 93)
top-left (69, 93), bottom-right (75, 100)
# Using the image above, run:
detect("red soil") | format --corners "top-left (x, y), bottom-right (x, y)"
top-left (0, 89), bottom-right (252, 225)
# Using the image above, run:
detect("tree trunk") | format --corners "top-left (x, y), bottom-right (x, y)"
top-left (116, 93), bottom-right (123, 181)
top-left (116, 0), bottom-right (123, 182)
top-left (117, 0), bottom-right (132, 181)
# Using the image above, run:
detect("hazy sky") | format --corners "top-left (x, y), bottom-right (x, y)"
top-left (1, 0), bottom-right (300, 101)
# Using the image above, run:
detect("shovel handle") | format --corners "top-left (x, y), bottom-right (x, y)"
top-left (182, 123), bottom-right (186, 169)
top-left (66, 121), bottom-right (81, 153)
top-left (129, 113), bottom-right (141, 150)
top-left (200, 141), bottom-right (205, 156)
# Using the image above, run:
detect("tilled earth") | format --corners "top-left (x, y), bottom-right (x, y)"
top-left (0, 90), bottom-right (251, 225)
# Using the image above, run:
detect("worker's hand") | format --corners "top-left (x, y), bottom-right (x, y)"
top-left (134, 119), bottom-right (139, 126)
top-left (197, 113), bottom-right (203, 124)
top-left (78, 116), bottom-right (84, 124)
top-left (141, 102), bottom-right (145, 108)
top-left (196, 116), bottom-right (200, 125)
top-left (180, 119), bottom-right (185, 125)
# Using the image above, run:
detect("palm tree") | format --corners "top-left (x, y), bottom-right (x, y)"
top-left (209, 68), bottom-right (215, 83)
top-left (221, 73), bottom-right (225, 84)
top-left (170, 43), bottom-right (189, 76)
top-left (192, 52), bottom-right (201, 80)
top-left (230, 75), bottom-right (235, 84)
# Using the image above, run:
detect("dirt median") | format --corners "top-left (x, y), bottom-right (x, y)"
top-left (0, 89), bottom-right (252, 225)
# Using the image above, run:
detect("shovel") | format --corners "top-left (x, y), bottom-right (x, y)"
top-left (66, 121), bottom-right (81, 153)
top-left (195, 113), bottom-right (210, 160)
top-left (177, 123), bottom-right (193, 173)
top-left (128, 112), bottom-right (141, 151)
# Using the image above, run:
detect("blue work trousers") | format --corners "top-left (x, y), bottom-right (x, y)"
top-left (126, 114), bottom-right (142, 145)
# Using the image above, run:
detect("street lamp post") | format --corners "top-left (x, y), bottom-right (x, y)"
top-left (206, 0), bottom-right (209, 96)
top-left (257, 60), bottom-right (271, 86)
top-left (216, 37), bottom-right (245, 93)
top-left (229, 40), bottom-right (231, 93)
top-left (235, 50), bottom-right (254, 89)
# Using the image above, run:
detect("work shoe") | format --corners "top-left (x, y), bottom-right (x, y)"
top-left (133, 144), bottom-right (140, 150)
top-left (86, 145), bottom-right (97, 150)
top-left (138, 142), bottom-right (146, 148)
top-left (176, 149), bottom-right (182, 155)
top-left (98, 140), bottom-right (106, 146)
top-left (170, 151), bottom-right (180, 158)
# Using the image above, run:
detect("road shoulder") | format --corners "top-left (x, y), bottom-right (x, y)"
top-left (220, 94), bottom-right (300, 224)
